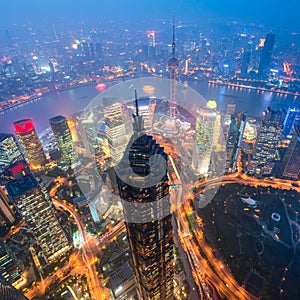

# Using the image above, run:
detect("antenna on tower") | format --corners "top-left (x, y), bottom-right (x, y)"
top-left (135, 89), bottom-right (139, 116)
top-left (172, 14), bottom-right (176, 59)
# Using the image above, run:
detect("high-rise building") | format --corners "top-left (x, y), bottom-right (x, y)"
top-left (49, 115), bottom-right (78, 165)
top-left (0, 134), bottom-right (24, 171)
top-left (5, 174), bottom-right (70, 264)
top-left (240, 40), bottom-right (253, 74)
top-left (226, 101), bottom-right (236, 116)
top-left (280, 125), bottom-right (300, 179)
top-left (0, 188), bottom-right (15, 226)
top-left (225, 112), bottom-right (247, 173)
top-left (168, 18), bottom-right (178, 119)
top-left (193, 104), bottom-right (221, 176)
top-left (282, 107), bottom-right (300, 137)
top-left (0, 239), bottom-right (22, 285)
top-left (103, 97), bottom-right (128, 165)
top-left (13, 119), bottom-right (47, 168)
top-left (115, 101), bottom-right (173, 300)
top-left (248, 108), bottom-right (284, 176)
top-left (258, 33), bottom-right (275, 76)
top-left (0, 274), bottom-right (27, 300)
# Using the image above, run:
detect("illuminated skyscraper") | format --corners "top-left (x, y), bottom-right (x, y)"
top-left (248, 108), bottom-right (284, 176)
top-left (225, 112), bottom-right (247, 173)
top-left (0, 134), bottom-right (24, 171)
top-left (168, 17), bottom-right (178, 119)
top-left (0, 274), bottom-right (27, 300)
top-left (282, 107), bottom-right (300, 137)
top-left (49, 115), bottom-right (78, 165)
top-left (193, 104), bottom-right (219, 176)
top-left (5, 174), bottom-right (70, 264)
top-left (0, 239), bottom-right (22, 285)
top-left (258, 33), bottom-right (275, 76)
top-left (13, 119), bottom-right (47, 168)
top-left (104, 97), bottom-right (128, 165)
top-left (280, 125), bottom-right (300, 179)
top-left (115, 99), bottom-right (173, 300)
top-left (0, 188), bottom-right (15, 226)
top-left (226, 101), bottom-right (236, 116)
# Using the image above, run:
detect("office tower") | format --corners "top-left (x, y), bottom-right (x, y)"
top-left (258, 33), bottom-right (275, 76)
top-left (193, 105), bottom-right (219, 175)
top-left (226, 101), bottom-right (236, 116)
top-left (49, 115), bottom-right (78, 165)
top-left (248, 108), bottom-right (284, 176)
top-left (78, 111), bottom-right (100, 158)
top-left (136, 97), bottom-right (154, 133)
top-left (0, 274), bottom-right (28, 300)
top-left (168, 18), bottom-right (178, 119)
top-left (13, 119), bottom-right (47, 168)
top-left (0, 188), bottom-right (15, 226)
top-left (0, 134), bottom-right (24, 171)
top-left (103, 97), bottom-right (128, 165)
top-left (5, 174), bottom-right (70, 264)
top-left (0, 239), bottom-right (22, 285)
top-left (241, 40), bottom-right (252, 74)
top-left (282, 107), bottom-right (300, 137)
top-left (225, 112), bottom-right (247, 173)
top-left (280, 126), bottom-right (300, 179)
top-left (147, 31), bottom-right (156, 47)
top-left (115, 101), bottom-right (174, 300)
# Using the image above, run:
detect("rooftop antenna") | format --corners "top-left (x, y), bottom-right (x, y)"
top-left (135, 89), bottom-right (139, 116)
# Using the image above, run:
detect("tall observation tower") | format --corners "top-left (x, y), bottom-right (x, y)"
top-left (168, 17), bottom-right (178, 119)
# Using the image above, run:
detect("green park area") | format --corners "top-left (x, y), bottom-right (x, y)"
top-left (197, 183), bottom-right (300, 300)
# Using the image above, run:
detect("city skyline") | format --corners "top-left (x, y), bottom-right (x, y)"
top-left (0, 4), bottom-right (300, 299)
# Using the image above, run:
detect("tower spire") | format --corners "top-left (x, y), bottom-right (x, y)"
top-left (135, 89), bottom-right (139, 116)
top-left (172, 14), bottom-right (176, 59)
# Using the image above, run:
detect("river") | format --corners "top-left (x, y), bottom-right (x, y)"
top-left (0, 79), bottom-right (299, 134)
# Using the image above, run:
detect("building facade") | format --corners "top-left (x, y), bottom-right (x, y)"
top-left (0, 134), bottom-right (24, 171)
top-left (115, 109), bottom-right (174, 300)
top-left (13, 119), bottom-right (47, 168)
top-left (248, 108), bottom-right (284, 176)
top-left (5, 174), bottom-right (70, 264)
top-left (49, 115), bottom-right (78, 165)
top-left (280, 125), bottom-right (300, 179)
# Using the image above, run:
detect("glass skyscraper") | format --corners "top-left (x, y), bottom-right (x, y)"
top-left (5, 173), bottom-right (70, 264)
top-left (13, 119), bottom-right (47, 168)
top-left (0, 134), bottom-right (24, 170)
top-left (115, 105), bottom-right (174, 300)
top-left (0, 274), bottom-right (27, 300)
top-left (49, 115), bottom-right (78, 165)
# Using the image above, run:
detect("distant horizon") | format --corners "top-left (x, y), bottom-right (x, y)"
top-left (0, 0), bottom-right (299, 30)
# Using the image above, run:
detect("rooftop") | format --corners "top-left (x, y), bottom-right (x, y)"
top-left (5, 173), bottom-right (39, 199)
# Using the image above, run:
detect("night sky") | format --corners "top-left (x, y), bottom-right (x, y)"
top-left (0, 0), bottom-right (300, 29)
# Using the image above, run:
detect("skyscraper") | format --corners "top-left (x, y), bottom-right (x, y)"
top-left (13, 119), bottom-right (47, 168)
top-left (0, 188), bottom-right (16, 226)
top-left (280, 125), bottom-right (300, 179)
top-left (115, 100), bottom-right (173, 300)
top-left (282, 107), bottom-right (300, 137)
top-left (0, 239), bottom-right (22, 285)
top-left (258, 33), bottom-right (275, 76)
top-left (225, 112), bottom-right (247, 173)
top-left (248, 108), bottom-right (284, 176)
top-left (104, 97), bottom-right (128, 165)
top-left (168, 17), bottom-right (178, 119)
top-left (49, 115), bottom-right (78, 165)
top-left (0, 274), bottom-right (27, 300)
top-left (0, 134), bottom-right (24, 171)
top-left (5, 174), bottom-right (70, 264)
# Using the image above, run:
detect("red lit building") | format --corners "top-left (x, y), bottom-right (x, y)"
top-left (13, 119), bottom-right (47, 168)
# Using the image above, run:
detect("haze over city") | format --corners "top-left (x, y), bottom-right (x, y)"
top-left (0, 1), bottom-right (300, 300)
